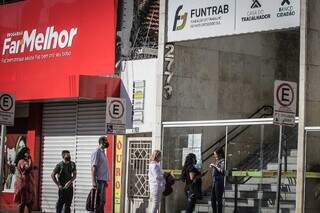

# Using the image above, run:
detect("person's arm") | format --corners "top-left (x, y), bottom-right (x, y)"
top-left (24, 158), bottom-right (32, 171)
top-left (210, 160), bottom-right (225, 175)
top-left (51, 165), bottom-right (63, 189)
top-left (64, 163), bottom-right (77, 189)
top-left (91, 166), bottom-right (97, 188)
top-left (189, 171), bottom-right (197, 181)
top-left (91, 151), bottom-right (99, 188)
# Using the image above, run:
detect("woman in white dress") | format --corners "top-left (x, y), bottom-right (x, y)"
top-left (148, 150), bottom-right (166, 213)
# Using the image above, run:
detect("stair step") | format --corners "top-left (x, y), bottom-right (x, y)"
top-left (267, 163), bottom-right (297, 170)
top-left (290, 150), bottom-right (297, 157)
top-left (229, 184), bottom-right (296, 192)
top-left (243, 177), bottom-right (297, 185)
top-left (282, 156), bottom-right (297, 164)
top-left (223, 206), bottom-right (295, 213)
top-left (224, 191), bottom-right (296, 200)
top-left (224, 198), bottom-right (295, 208)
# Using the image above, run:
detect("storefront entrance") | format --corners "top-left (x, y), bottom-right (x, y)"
top-left (162, 118), bottom-right (299, 213)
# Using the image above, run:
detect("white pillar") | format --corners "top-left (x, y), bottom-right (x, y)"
top-left (153, 0), bottom-right (167, 151)
top-left (296, 0), bottom-right (307, 212)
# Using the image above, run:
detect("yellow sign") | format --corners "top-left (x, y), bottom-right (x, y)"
top-left (114, 136), bottom-right (124, 213)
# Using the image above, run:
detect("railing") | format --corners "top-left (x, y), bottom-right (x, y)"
top-left (201, 105), bottom-right (273, 163)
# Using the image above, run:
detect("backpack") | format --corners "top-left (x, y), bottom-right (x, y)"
top-left (86, 188), bottom-right (99, 212)
top-left (163, 172), bottom-right (175, 196)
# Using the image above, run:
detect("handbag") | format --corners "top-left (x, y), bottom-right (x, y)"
top-left (86, 188), bottom-right (99, 211)
top-left (188, 177), bottom-right (202, 200)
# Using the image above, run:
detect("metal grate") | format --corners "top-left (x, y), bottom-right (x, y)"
top-left (127, 139), bottom-right (152, 198)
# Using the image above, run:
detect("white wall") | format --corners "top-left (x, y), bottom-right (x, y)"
top-left (120, 59), bottom-right (157, 133)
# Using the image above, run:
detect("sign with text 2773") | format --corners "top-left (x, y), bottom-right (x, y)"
top-left (167, 0), bottom-right (300, 42)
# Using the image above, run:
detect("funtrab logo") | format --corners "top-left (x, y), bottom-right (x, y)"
top-left (173, 5), bottom-right (188, 31)
top-left (251, 0), bottom-right (261, 9)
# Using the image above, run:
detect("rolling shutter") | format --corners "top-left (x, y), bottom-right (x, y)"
top-left (40, 101), bottom-right (106, 213)
top-left (74, 102), bottom-right (106, 212)
top-left (40, 102), bottom-right (77, 212)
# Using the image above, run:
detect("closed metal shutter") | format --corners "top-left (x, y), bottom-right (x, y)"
top-left (74, 102), bottom-right (106, 212)
top-left (41, 101), bottom-right (106, 212)
top-left (41, 102), bottom-right (77, 212)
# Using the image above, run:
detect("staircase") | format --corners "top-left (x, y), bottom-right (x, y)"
top-left (187, 148), bottom-right (297, 213)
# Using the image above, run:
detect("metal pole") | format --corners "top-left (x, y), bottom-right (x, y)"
top-left (0, 125), bottom-right (6, 191)
top-left (276, 125), bottom-right (283, 213)
top-left (234, 178), bottom-right (238, 213)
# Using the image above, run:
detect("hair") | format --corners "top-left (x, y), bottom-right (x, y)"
top-left (150, 150), bottom-right (161, 162)
top-left (181, 153), bottom-right (197, 181)
top-left (14, 147), bottom-right (30, 166)
top-left (61, 150), bottom-right (70, 158)
top-left (98, 136), bottom-right (107, 145)
top-left (214, 147), bottom-right (225, 159)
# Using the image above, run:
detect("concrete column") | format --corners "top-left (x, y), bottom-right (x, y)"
top-left (153, 0), bottom-right (167, 150)
top-left (296, 0), bottom-right (307, 212)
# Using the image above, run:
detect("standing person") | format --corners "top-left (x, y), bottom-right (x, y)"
top-left (13, 147), bottom-right (35, 213)
top-left (148, 150), bottom-right (166, 213)
top-left (51, 150), bottom-right (77, 213)
top-left (210, 148), bottom-right (225, 213)
top-left (181, 153), bottom-right (202, 213)
top-left (91, 136), bottom-right (110, 213)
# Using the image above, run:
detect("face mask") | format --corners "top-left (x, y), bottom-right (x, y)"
top-left (64, 156), bottom-right (71, 161)
top-left (101, 142), bottom-right (109, 149)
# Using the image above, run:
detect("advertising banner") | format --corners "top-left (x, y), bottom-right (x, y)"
top-left (168, 0), bottom-right (235, 42)
top-left (167, 0), bottom-right (300, 42)
top-left (114, 135), bottom-right (124, 213)
top-left (0, 0), bottom-right (116, 100)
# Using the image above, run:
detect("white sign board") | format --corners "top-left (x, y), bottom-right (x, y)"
top-left (0, 92), bottom-right (15, 126)
top-left (273, 80), bottom-right (297, 127)
top-left (236, 0), bottom-right (300, 34)
top-left (106, 98), bottom-right (126, 134)
top-left (167, 0), bottom-right (300, 42)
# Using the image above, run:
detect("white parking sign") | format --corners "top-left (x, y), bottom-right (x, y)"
top-left (0, 92), bottom-right (16, 126)
top-left (106, 98), bottom-right (126, 134)
top-left (273, 80), bottom-right (297, 127)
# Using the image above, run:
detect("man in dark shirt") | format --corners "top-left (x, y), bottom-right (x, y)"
top-left (51, 150), bottom-right (77, 213)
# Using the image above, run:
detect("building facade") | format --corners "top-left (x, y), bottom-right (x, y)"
top-left (0, 0), bottom-right (118, 212)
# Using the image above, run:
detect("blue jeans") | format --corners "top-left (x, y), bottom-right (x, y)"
top-left (97, 180), bottom-right (106, 213)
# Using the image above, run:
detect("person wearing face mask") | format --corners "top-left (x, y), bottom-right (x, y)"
top-left (148, 150), bottom-right (166, 213)
top-left (91, 136), bottom-right (110, 213)
top-left (13, 147), bottom-right (35, 213)
top-left (51, 150), bottom-right (77, 213)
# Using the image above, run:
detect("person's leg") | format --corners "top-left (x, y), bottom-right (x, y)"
top-left (150, 192), bottom-right (161, 213)
top-left (186, 193), bottom-right (196, 213)
top-left (216, 182), bottom-right (224, 213)
top-left (26, 203), bottom-right (33, 213)
top-left (97, 180), bottom-right (106, 213)
top-left (64, 187), bottom-right (73, 213)
top-left (211, 185), bottom-right (217, 213)
top-left (18, 203), bottom-right (25, 213)
top-left (56, 189), bottom-right (65, 213)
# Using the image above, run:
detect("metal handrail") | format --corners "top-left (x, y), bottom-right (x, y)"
top-left (201, 105), bottom-right (273, 155)
top-left (201, 105), bottom-right (273, 162)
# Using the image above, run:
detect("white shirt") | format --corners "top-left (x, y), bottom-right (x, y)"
top-left (148, 162), bottom-right (166, 194)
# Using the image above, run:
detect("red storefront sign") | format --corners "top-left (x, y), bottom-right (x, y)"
top-left (0, 0), bottom-right (117, 100)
